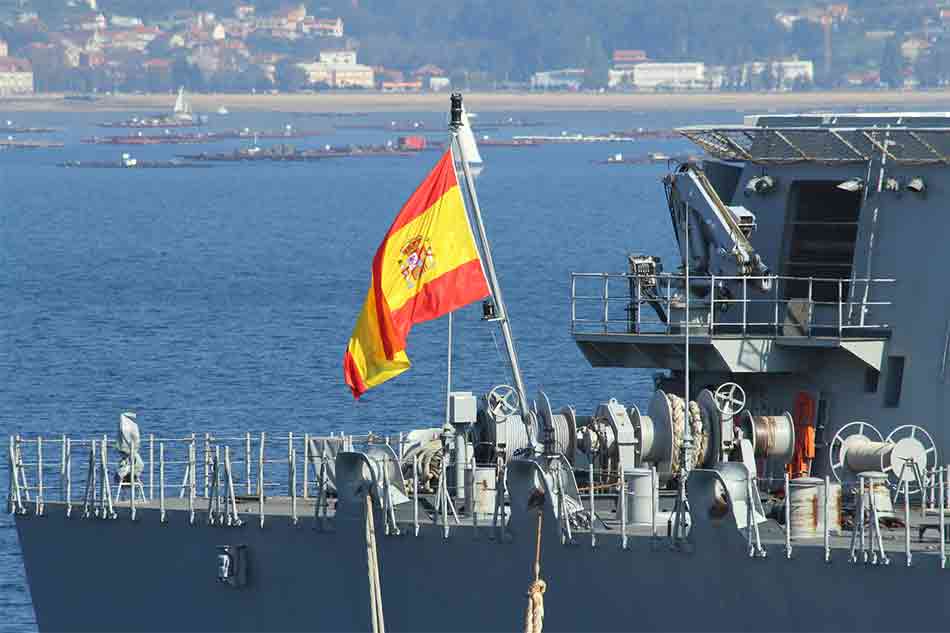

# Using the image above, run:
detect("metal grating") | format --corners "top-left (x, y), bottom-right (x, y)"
top-left (678, 125), bottom-right (950, 165)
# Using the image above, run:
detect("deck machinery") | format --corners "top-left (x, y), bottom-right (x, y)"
top-left (10, 113), bottom-right (950, 632)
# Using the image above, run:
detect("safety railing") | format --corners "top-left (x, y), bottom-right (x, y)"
top-left (570, 272), bottom-right (896, 338)
top-left (5, 431), bottom-right (508, 536)
top-left (776, 465), bottom-right (948, 569)
top-left (6, 431), bottom-right (406, 527)
top-left (8, 432), bottom-right (946, 569)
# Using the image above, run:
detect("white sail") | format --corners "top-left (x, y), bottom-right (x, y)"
top-left (458, 106), bottom-right (483, 173)
top-left (173, 87), bottom-right (192, 118)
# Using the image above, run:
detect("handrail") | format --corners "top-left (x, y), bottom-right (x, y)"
top-left (8, 432), bottom-right (950, 570)
top-left (571, 271), bottom-right (896, 338)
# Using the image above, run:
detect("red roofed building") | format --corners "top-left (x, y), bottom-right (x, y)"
top-left (612, 49), bottom-right (648, 69)
top-left (305, 17), bottom-right (343, 37)
top-left (827, 4), bottom-right (849, 20)
top-left (413, 64), bottom-right (446, 78)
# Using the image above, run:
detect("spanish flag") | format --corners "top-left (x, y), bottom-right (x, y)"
top-left (343, 150), bottom-right (490, 398)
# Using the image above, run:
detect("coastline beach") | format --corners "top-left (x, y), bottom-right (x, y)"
top-left (2, 89), bottom-right (950, 114)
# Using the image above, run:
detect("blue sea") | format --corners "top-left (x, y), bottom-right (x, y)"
top-left (0, 102), bottom-right (750, 630)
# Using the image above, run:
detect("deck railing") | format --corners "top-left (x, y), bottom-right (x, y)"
top-left (5, 431), bottom-right (411, 526)
top-left (570, 272), bottom-right (896, 338)
top-left (5, 431), bottom-right (505, 537)
top-left (7, 432), bottom-right (947, 568)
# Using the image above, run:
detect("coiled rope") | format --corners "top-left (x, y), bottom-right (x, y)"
top-left (667, 394), bottom-right (707, 475)
top-left (524, 510), bottom-right (546, 633)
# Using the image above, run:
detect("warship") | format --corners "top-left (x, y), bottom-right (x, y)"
top-left (10, 98), bottom-right (950, 632)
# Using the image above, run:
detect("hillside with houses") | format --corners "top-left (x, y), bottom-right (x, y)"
top-left (0, 0), bottom-right (948, 96)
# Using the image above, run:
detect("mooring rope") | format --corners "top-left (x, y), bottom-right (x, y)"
top-left (366, 494), bottom-right (385, 633)
top-left (523, 511), bottom-right (546, 633)
top-left (667, 394), bottom-right (707, 474)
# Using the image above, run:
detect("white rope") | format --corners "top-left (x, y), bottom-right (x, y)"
top-left (523, 511), bottom-right (546, 633)
top-left (667, 394), bottom-right (707, 475)
top-left (366, 495), bottom-right (385, 633)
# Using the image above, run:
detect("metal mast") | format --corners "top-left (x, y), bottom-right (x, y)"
top-left (448, 93), bottom-right (529, 418)
top-left (673, 182), bottom-right (693, 544)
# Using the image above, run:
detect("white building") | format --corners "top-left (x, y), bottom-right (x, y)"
top-left (298, 51), bottom-right (374, 89)
top-left (428, 76), bottom-right (450, 91)
top-left (741, 60), bottom-right (814, 89)
top-left (530, 68), bottom-right (585, 90)
top-left (109, 15), bottom-right (142, 28)
top-left (608, 68), bottom-right (634, 88)
top-left (0, 58), bottom-right (34, 95)
top-left (319, 50), bottom-right (357, 65)
top-left (631, 62), bottom-right (705, 90)
top-left (302, 17), bottom-right (344, 37)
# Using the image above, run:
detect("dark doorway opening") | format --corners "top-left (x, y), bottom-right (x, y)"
top-left (783, 181), bottom-right (862, 302)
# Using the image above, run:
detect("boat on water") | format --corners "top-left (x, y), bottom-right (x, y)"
top-left (0, 139), bottom-right (64, 150)
top-left (58, 153), bottom-right (212, 169)
top-left (11, 100), bottom-right (950, 632)
top-left (98, 87), bottom-right (205, 129)
top-left (81, 127), bottom-right (324, 146)
top-left (2, 121), bottom-right (58, 134)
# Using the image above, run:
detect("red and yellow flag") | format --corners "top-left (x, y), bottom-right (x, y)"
top-left (343, 150), bottom-right (490, 398)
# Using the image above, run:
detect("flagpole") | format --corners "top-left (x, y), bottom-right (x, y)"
top-left (445, 311), bottom-right (453, 427)
top-left (448, 94), bottom-right (530, 422)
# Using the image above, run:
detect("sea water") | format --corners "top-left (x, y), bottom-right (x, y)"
top-left (1, 105), bottom-right (732, 630)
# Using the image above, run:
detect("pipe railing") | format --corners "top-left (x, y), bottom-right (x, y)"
top-left (8, 433), bottom-right (949, 568)
top-left (570, 272), bottom-right (895, 338)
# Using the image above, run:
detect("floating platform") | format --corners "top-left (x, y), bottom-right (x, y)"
top-left (336, 120), bottom-right (431, 132)
top-left (592, 152), bottom-right (698, 165)
top-left (58, 159), bottom-right (212, 169)
top-left (473, 118), bottom-right (550, 129)
top-left (179, 143), bottom-right (417, 162)
top-left (609, 128), bottom-right (680, 140)
top-left (0, 140), bottom-right (64, 150)
top-left (81, 129), bottom-right (325, 146)
top-left (98, 117), bottom-right (203, 129)
top-left (513, 133), bottom-right (642, 144)
top-left (476, 138), bottom-right (540, 147)
top-left (1, 126), bottom-right (59, 134)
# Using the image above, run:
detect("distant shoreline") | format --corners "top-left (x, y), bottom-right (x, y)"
top-left (3, 90), bottom-right (950, 114)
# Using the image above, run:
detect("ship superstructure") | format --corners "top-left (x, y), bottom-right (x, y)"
top-left (10, 108), bottom-right (950, 632)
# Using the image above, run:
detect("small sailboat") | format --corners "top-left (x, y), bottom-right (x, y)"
top-left (217, 106), bottom-right (229, 115)
top-left (173, 87), bottom-right (195, 123)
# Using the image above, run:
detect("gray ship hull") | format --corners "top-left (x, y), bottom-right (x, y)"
top-left (15, 504), bottom-right (948, 632)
